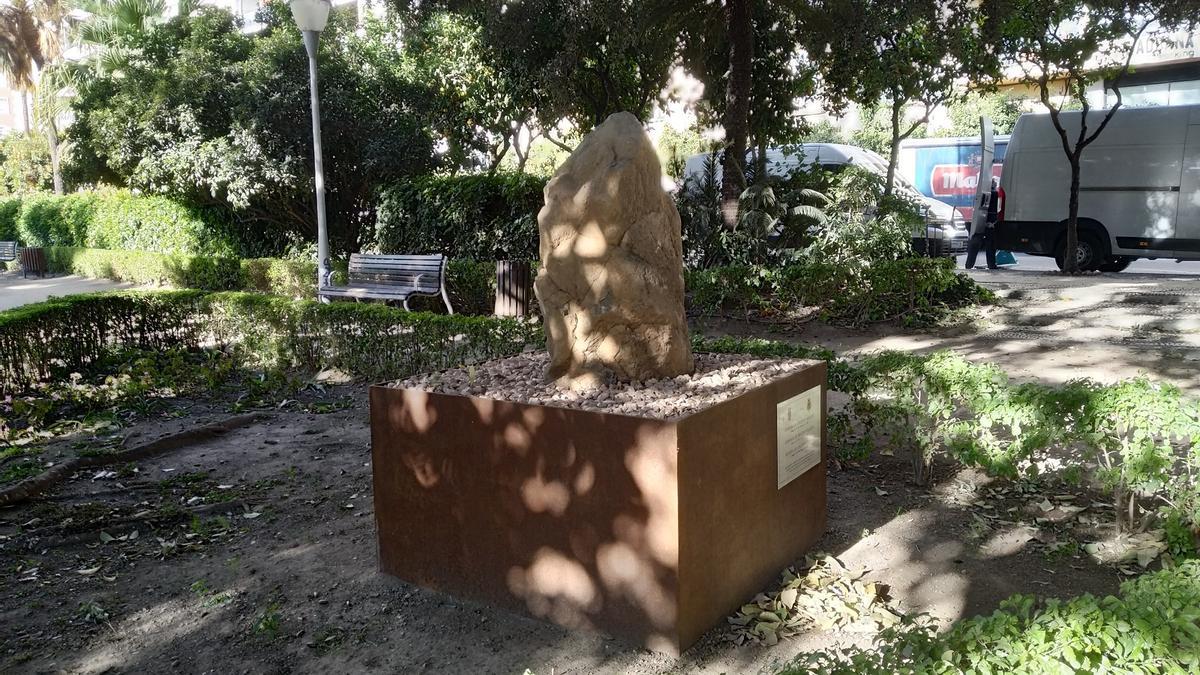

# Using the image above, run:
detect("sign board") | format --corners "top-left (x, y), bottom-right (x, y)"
top-left (899, 136), bottom-right (1009, 219)
top-left (777, 386), bottom-right (822, 489)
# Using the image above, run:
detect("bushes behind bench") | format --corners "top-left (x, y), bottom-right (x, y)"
top-left (0, 291), bottom-right (542, 395)
top-left (375, 173), bottom-right (545, 261)
top-left (40, 247), bottom-right (500, 316)
top-left (0, 190), bottom-right (246, 256)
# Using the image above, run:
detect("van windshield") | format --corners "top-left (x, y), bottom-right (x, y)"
top-left (852, 153), bottom-right (921, 193)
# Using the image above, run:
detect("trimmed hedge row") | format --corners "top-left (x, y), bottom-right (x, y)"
top-left (0, 191), bottom-right (242, 257)
top-left (42, 247), bottom-right (990, 326)
top-left (375, 173), bottom-right (545, 261)
top-left (0, 291), bottom-right (541, 395)
top-left (40, 247), bottom-right (498, 316)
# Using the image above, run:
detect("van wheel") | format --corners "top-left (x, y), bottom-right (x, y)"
top-left (1098, 256), bottom-right (1134, 273)
top-left (1055, 232), bottom-right (1105, 271)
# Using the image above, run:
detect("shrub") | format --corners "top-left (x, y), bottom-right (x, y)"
top-left (3, 190), bottom-right (242, 256)
top-left (45, 247), bottom-right (245, 290)
top-left (0, 132), bottom-right (53, 195)
top-left (696, 336), bottom-right (1200, 535)
top-left (783, 560), bottom-right (1200, 674)
top-left (375, 173), bottom-right (544, 261)
top-left (41, 247), bottom-right (500, 313)
top-left (687, 258), bottom-right (990, 327)
top-left (677, 159), bottom-right (928, 270)
top-left (0, 196), bottom-right (19, 240)
top-left (0, 291), bottom-right (541, 395)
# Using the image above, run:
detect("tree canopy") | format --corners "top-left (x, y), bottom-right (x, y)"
top-left (68, 5), bottom-right (438, 254)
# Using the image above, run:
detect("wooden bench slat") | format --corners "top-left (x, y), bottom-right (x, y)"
top-left (349, 258), bottom-right (444, 265)
top-left (321, 253), bottom-right (453, 313)
top-left (322, 286), bottom-right (413, 297)
top-left (350, 254), bottom-right (447, 260)
top-left (350, 266), bottom-right (443, 273)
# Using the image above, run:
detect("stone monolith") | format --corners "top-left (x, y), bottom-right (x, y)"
top-left (534, 111), bottom-right (694, 391)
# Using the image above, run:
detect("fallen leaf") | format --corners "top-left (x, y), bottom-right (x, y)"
top-left (78, 566), bottom-right (101, 575)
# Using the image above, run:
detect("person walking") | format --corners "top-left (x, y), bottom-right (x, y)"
top-left (965, 177), bottom-right (999, 270)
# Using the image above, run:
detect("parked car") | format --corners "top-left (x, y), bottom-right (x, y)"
top-left (996, 104), bottom-right (1200, 271)
top-left (682, 143), bottom-right (970, 257)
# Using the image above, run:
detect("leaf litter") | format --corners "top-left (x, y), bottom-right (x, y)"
top-left (727, 553), bottom-right (904, 646)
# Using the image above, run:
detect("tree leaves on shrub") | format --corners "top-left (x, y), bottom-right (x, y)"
top-left (783, 560), bottom-right (1200, 674)
top-left (374, 173), bottom-right (545, 261)
top-left (0, 291), bottom-right (541, 396)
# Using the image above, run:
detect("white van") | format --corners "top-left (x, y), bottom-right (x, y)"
top-left (997, 104), bottom-right (1200, 271)
top-left (682, 144), bottom-right (970, 256)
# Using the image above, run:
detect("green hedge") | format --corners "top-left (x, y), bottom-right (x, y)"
top-left (0, 291), bottom-right (541, 395)
top-left (375, 173), bottom-right (545, 260)
top-left (41, 247), bottom-right (499, 315)
top-left (0, 190), bottom-right (241, 256)
top-left (37, 247), bottom-right (990, 327)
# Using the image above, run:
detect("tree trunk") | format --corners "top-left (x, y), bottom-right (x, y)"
top-left (46, 121), bottom-right (64, 195)
top-left (754, 136), bottom-right (767, 184)
top-left (20, 91), bottom-right (32, 134)
top-left (1064, 158), bottom-right (1081, 274)
top-left (720, 0), bottom-right (753, 229)
top-left (884, 100), bottom-right (902, 199)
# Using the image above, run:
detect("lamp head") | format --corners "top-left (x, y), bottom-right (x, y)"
top-left (290, 0), bottom-right (331, 32)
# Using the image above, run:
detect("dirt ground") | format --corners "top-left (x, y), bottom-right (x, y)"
top-left (1, 386), bottom-right (1128, 675)
top-left (2, 268), bottom-right (1192, 674)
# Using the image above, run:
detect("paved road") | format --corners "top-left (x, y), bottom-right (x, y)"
top-left (0, 271), bottom-right (131, 311)
top-left (955, 253), bottom-right (1200, 276)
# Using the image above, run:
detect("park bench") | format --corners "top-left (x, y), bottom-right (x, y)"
top-left (319, 253), bottom-right (454, 313)
top-left (0, 241), bottom-right (17, 263)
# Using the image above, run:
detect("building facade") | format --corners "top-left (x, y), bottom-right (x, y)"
top-left (0, 76), bottom-right (30, 136)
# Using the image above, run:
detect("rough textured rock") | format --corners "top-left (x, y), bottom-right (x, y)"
top-left (534, 111), bottom-right (694, 390)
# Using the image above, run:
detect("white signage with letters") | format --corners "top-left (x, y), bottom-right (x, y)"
top-left (776, 386), bottom-right (822, 489)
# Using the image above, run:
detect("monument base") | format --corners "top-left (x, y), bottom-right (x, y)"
top-left (369, 360), bottom-right (827, 655)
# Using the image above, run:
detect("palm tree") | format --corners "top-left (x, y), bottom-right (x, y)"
top-left (0, 0), bottom-right (67, 191)
top-left (1, 1), bottom-right (45, 131)
top-left (75, 0), bottom-right (197, 75)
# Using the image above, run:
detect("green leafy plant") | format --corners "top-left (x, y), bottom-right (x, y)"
top-left (39, 247), bottom-right (501, 314)
top-left (782, 560), bottom-right (1200, 674)
top-left (697, 336), bottom-right (1200, 536)
top-left (0, 290), bottom-right (542, 396)
top-left (374, 172), bottom-right (545, 261)
top-left (252, 602), bottom-right (282, 639)
top-left (1, 189), bottom-right (241, 256)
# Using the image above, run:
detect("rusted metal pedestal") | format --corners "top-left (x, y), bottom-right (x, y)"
top-left (370, 361), bottom-right (828, 655)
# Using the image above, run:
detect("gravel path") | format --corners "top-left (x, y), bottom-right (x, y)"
top-left (391, 351), bottom-right (818, 419)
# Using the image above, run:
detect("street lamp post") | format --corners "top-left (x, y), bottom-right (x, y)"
top-left (290, 0), bottom-right (332, 294)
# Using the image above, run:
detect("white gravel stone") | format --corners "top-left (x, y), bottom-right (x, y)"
top-left (388, 352), bottom-right (819, 419)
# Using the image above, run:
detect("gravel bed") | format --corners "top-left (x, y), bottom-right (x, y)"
top-left (388, 351), bottom-right (818, 418)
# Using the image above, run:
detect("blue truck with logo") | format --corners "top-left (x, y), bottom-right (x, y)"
top-left (898, 135), bottom-right (1010, 221)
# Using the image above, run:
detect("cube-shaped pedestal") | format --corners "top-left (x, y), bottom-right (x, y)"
top-left (370, 360), bottom-right (827, 655)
